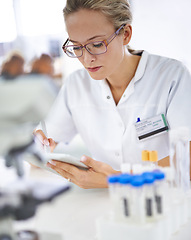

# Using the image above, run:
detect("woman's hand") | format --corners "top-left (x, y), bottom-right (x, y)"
top-left (33, 129), bottom-right (57, 152)
top-left (47, 155), bottom-right (120, 189)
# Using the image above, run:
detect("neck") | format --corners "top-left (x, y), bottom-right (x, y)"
top-left (106, 51), bottom-right (140, 105)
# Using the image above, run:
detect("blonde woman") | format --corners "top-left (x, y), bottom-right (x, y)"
top-left (34, 0), bottom-right (191, 188)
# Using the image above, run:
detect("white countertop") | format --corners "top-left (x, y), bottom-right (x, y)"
top-left (13, 166), bottom-right (191, 240)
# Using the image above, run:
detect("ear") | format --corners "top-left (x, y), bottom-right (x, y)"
top-left (123, 24), bottom-right (132, 45)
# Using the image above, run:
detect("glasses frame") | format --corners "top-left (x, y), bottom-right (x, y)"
top-left (62, 24), bottom-right (126, 58)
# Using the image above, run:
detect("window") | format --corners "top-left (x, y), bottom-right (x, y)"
top-left (19, 0), bottom-right (66, 36)
top-left (0, 0), bottom-right (17, 42)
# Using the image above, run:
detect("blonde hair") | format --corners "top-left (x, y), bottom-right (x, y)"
top-left (63, 0), bottom-right (132, 31)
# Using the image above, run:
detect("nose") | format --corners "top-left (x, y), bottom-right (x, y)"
top-left (82, 47), bottom-right (96, 64)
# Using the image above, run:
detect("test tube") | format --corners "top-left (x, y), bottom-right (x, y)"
top-left (121, 163), bottom-right (131, 174)
top-left (142, 172), bottom-right (156, 221)
top-left (118, 174), bottom-right (132, 222)
top-left (163, 167), bottom-right (174, 204)
top-left (132, 164), bottom-right (143, 174)
top-left (142, 150), bottom-right (150, 166)
top-left (107, 175), bottom-right (121, 221)
top-left (152, 170), bottom-right (165, 216)
top-left (130, 175), bottom-right (145, 224)
top-left (149, 151), bottom-right (158, 169)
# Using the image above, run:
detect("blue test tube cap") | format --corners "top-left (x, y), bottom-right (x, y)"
top-left (107, 175), bottom-right (120, 184)
top-left (130, 175), bottom-right (144, 187)
top-left (142, 172), bottom-right (155, 184)
top-left (119, 174), bottom-right (132, 184)
top-left (152, 170), bottom-right (165, 180)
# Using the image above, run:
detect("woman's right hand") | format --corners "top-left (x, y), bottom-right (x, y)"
top-left (33, 129), bottom-right (57, 152)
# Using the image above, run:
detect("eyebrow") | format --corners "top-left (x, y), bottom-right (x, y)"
top-left (69, 35), bottom-right (106, 43)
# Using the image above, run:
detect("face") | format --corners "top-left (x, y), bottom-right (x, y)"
top-left (65, 9), bottom-right (128, 80)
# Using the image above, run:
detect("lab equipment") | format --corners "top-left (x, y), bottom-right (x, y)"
top-left (149, 151), bottom-right (158, 166)
top-left (0, 75), bottom-right (58, 176)
top-left (107, 175), bottom-right (121, 221)
top-left (141, 150), bottom-right (150, 165)
top-left (0, 75), bottom-right (70, 240)
top-left (130, 175), bottom-right (145, 224)
top-left (152, 171), bottom-right (165, 216)
top-left (118, 174), bottom-right (132, 222)
top-left (169, 127), bottom-right (190, 191)
top-left (120, 163), bottom-right (131, 174)
top-left (97, 165), bottom-right (191, 240)
top-left (46, 152), bottom-right (88, 169)
top-left (142, 172), bottom-right (156, 221)
top-left (40, 120), bottom-right (50, 153)
top-left (141, 150), bottom-right (158, 170)
top-left (36, 120), bottom-right (88, 170)
top-left (97, 127), bottom-right (191, 240)
top-left (97, 171), bottom-right (168, 240)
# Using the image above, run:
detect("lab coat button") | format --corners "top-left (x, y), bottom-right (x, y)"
top-left (107, 96), bottom-right (111, 99)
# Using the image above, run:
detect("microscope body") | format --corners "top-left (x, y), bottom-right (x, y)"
top-left (0, 76), bottom-right (69, 240)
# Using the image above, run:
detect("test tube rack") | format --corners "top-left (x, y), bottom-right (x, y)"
top-left (96, 214), bottom-right (168, 240)
top-left (96, 188), bottom-right (191, 240)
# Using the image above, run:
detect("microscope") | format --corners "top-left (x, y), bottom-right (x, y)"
top-left (0, 75), bottom-right (70, 240)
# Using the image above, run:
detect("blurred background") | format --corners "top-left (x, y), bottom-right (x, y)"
top-left (0, 0), bottom-right (191, 87)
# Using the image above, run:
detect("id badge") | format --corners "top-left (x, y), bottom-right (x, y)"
top-left (135, 114), bottom-right (169, 140)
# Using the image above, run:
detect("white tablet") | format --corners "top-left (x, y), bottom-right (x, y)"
top-left (45, 153), bottom-right (88, 169)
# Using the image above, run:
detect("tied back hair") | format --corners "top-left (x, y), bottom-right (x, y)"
top-left (63, 0), bottom-right (135, 54)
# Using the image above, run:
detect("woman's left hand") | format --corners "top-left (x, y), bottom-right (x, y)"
top-left (47, 155), bottom-right (120, 189)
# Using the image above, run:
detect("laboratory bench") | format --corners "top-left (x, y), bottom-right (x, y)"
top-left (13, 167), bottom-right (191, 240)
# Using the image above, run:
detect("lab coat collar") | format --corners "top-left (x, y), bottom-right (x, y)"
top-left (98, 50), bottom-right (149, 104)
top-left (133, 50), bottom-right (149, 83)
top-left (99, 50), bottom-right (149, 86)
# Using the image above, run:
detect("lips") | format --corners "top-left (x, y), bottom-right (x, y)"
top-left (87, 66), bottom-right (102, 72)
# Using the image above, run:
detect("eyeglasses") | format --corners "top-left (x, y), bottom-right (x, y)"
top-left (62, 24), bottom-right (125, 58)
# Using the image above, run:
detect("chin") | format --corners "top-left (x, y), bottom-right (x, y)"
top-left (87, 71), bottom-right (105, 81)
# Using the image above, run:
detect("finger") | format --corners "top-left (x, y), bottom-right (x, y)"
top-left (47, 161), bottom-right (89, 187)
top-left (49, 138), bottom-right (55, 147)
top-left (80, 155), bottom-right (117, 175)
top-left (34, 129), bottom-right (49, 146)
top-left (48, 160), bottom-right (80, 175)
top-left (48, 138), bottom-right (57, 152)
top-left (47, 162), bottom-right (73, 180)
top-left (80, 155), bottom-right (103, 171)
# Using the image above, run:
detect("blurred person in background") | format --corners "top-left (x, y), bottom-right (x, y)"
top-left (0, 53), bottom-right (25, 80)
top-left (30, 53), bottom-right (64, 87)
top-left (30, 53), bottom-right (54, 77)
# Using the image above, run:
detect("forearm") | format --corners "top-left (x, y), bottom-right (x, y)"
top-left (158, 156), bottom-right (170, 167)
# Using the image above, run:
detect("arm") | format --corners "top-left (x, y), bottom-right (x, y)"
top-left (158, 156), bottom-right (170, 167)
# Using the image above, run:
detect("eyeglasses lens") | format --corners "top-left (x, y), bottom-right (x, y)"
top-left (64, 41), bottom-right (107, 58)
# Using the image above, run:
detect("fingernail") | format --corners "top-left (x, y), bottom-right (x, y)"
top-left (49, 160), bottom-right (56, 166)
top-left (44, 139), bottom-right (49, 146)
top-left (80, 155), bottom-right (87, 162)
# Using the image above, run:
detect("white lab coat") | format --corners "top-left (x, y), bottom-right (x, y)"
top-left (45, 51), bottom-right (191, 170)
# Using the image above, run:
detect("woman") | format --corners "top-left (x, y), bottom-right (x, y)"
top-left (34, 0), bottom-right (191, 188)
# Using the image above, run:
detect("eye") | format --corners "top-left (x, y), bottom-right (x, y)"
top-left (93, 42), bottom-right (104, 48)
top-left (73, 46), bottom-right (81, 51)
